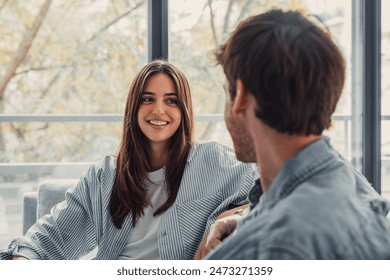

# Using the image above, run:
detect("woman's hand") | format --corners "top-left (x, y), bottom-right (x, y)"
top-left (194, 204), bottom-right (249, 260)
top-left (12, 256), bottom-right (28, 260)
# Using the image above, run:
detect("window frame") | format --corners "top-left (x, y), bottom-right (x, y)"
top-left (352, 0), bottom-right (382, 192)
top-left (0, 0), bottom-right (384, 194)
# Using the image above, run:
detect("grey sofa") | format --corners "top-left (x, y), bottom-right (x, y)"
top-left (22, 179), bottom-right (78, 234)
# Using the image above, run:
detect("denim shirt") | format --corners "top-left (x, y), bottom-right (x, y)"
top-left (207, 136), bottom-right (390, 259)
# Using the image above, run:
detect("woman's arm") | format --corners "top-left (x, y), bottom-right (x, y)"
top-left (0, 158), bottom-right (112, 260)
top-left (5, 184), bottom-right (95, 260)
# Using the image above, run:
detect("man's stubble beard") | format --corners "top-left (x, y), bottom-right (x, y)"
top-left (226, 115), bottom-right (256, 163)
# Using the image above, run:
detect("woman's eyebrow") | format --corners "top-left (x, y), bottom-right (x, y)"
top-left (142, 92), bottom-right (177, 96)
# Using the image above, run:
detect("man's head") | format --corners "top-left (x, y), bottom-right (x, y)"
top-left (216, 9), bottom-right (345, 140)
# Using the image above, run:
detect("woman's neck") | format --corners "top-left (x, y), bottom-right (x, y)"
top-left (149, 142), bottom-right (167, 171)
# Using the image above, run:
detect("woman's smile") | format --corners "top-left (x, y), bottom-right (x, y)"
top-left (147, 119), bottom-right (170, 126)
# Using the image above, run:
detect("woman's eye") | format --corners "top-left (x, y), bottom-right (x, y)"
top-left (142, 97), bottom-right (153, 103)
top-left (167, 98), bottom-right (178, 105)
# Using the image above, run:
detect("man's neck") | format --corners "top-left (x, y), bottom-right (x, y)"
top-left (252, 125), bottom-right (321, 192)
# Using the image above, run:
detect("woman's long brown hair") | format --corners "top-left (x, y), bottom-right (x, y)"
top-left (109, 60), bottom-right (194, 228)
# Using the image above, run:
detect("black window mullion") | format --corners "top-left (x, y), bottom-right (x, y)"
top-left (353, 0), bottom-right (382, 192)
top-left (351, 0), bottom-right (364, 176)
top-left (148, 0), bottom-right (168, 61)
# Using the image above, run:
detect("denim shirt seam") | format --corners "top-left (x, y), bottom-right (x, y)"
top-left (258, 239), bottom-right (313, 259)
top-left (279, 152), bottom-right (335, 198)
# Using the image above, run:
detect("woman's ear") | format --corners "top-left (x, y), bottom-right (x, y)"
top-left (232, 79), bottom-right (248, 116)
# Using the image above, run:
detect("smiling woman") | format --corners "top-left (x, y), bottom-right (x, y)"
top-left (112, 61), bottom-right (195, 229)
top-left (0, 60), bottom-right (258, 260)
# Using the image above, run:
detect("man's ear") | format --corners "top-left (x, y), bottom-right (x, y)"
top-left (232, 79), bottom-right (248, 116)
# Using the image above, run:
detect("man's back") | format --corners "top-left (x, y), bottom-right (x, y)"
top-left (207, 137), bottom-right (390, 259)
top-left (208, 9), bottom-right (390, 260)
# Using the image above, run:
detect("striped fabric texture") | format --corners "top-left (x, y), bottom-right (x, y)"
top-left (0, 141), bottom-right (258, 260)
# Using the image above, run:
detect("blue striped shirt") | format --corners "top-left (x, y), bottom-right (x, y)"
top-left (0, 141), bottom-right (258, 260)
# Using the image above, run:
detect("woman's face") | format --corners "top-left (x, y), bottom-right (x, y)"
top-left (137, 73), bottom-right (182, 151)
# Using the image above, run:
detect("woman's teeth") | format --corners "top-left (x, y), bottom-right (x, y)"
top-left (149, 120), bottom-right (168, 126)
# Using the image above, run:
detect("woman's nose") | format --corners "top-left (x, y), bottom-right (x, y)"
top-left (152, 101), bottom-right (165, 116)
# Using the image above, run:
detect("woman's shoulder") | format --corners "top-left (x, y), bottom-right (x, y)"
top-left (189, 141), bottom-right (238, 163)
top-left (81, 155), bottom-right (117, 182)
top-left (191, 141), bottom-right (234, 154)
top-left (96, 155), bottom-right (117, 169)
top-left (192, 140), bottom-right (233, 152)
top-left (73, 156), bottom-right (117, 196)
top-left (189, 141), bottom-right (258, 173)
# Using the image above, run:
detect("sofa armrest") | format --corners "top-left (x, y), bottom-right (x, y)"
top-left (22, 192), bottom-right (38, 235)
top-left (22, 179), bottom-right (78, 235)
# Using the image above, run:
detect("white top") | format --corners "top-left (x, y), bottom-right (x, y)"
top-left (117, 167), bottom-right (167, 260)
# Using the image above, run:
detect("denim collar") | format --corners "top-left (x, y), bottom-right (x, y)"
top-left (257, 136), bottom-right (335, 210)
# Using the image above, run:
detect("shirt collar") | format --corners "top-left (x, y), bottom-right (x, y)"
top-left (261, 136), bottom-right (335, 210)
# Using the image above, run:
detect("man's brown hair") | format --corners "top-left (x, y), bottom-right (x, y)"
top-left (216, 9), bottom-right (345, 135)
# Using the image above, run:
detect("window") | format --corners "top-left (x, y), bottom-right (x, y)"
top-left (0, 0), bottom-right (387, 249)
top-left (0, 0), bottom-right (147, 248)
top-left (169, 0), bottom-right (353, 152)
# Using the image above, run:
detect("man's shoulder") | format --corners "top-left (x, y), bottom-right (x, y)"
top-left (238, 184), bottom-right (390, 258)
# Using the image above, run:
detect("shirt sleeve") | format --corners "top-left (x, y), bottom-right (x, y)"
top-left (204, 162), bottom-right (259, 232)
top-left (0, 161), bottom-right (105, 260)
